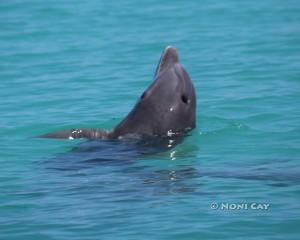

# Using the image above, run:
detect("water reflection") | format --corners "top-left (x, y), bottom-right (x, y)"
top-left (38, 133), bottom-right (200, 196)
top-left (38, 134), bottom-right (300, 201)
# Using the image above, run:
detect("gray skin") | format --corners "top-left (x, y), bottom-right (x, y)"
top-left (40, 46), bottom-right (196, 140)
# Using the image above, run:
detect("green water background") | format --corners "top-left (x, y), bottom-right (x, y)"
top-left (1, 0), bottom-right (300, 239)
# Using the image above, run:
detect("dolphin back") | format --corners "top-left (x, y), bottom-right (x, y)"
top-left (39, 128), bottom-right (109, 139)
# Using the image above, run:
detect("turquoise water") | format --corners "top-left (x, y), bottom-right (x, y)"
top-left (1, 0), bottom-right (300, 239)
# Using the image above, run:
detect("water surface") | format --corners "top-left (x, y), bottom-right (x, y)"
top-left (1, 0), bottom-right (300, 239)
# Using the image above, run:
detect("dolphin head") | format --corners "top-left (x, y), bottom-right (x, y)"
top-left (111, 46), bottom-right (196, 138)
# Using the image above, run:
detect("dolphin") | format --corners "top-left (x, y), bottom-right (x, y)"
top-left (41, 46), bottom-right (196, 140)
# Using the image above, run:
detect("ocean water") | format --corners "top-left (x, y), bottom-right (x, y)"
top-left (1, 0), bottom-right (300, 239)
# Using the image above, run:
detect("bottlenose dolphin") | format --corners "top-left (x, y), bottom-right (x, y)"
top-left (41, 46), bottom-right (196, 140)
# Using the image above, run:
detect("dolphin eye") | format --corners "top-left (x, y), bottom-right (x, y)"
top-left (141, 91), bottom-right (146, 99)
top-left (181, 94), bottom-right (189, 104)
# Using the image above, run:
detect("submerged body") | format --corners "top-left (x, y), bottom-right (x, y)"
top-left (41, 46), bottom-right (196, 140)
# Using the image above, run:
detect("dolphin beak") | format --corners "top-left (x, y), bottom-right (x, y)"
top-left (154, 46), bottom-right (179, 78)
